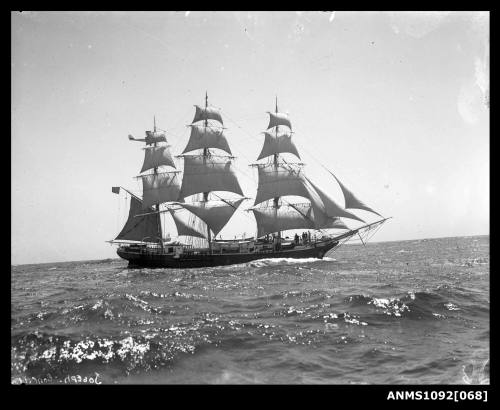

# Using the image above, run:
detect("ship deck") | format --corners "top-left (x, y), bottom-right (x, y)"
top-left (117, 238), bottom-right (339, 268)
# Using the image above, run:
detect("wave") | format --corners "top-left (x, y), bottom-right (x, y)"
top-left (243, 257), bottom-right (336, 268)
top-left (11, 331), bottom-right (189, 381)
top-left (342, 288), bottom-right (481, 320)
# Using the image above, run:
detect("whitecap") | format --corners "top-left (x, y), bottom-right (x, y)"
top-left (444, 302), bottom-right (460, 311)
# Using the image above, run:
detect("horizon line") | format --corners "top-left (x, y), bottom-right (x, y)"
top-left (11, 233), bottom-right (489, 267)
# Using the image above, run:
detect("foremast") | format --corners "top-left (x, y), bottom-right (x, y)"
top-left (152, 116), bottom-right (163, 247)
top-left (112, 117), bottom-right (180, 244)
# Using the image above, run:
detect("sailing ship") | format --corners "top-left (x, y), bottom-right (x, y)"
top-left (110, 93), bottom-right (390, 268)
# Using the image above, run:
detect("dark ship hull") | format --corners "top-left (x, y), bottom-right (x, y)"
top-left (117, 238), bottom-right (339, 269)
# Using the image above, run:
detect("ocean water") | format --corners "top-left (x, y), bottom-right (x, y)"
top-left (11, 236), bottom-right (489, 385)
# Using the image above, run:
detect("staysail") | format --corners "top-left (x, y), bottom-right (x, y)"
top-left (327, 218), bottom-right (349, 230)
top-left (304, 178), bottom-right (365, 223)
top-left (326, 169), bottom-right (383, 217)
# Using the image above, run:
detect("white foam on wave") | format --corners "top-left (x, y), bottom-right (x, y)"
top-left (444, 302), bottom-right (460, 311)
top-left (369, 297), bottom-right (410, 317)
top-left (245, 256), bottom-right (336, 268)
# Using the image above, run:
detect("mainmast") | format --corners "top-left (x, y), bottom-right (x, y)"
top-left (203, 92), bottom-right (212, 254)
top-left (273, 96), bottom-right (281, 245)
top-left (176, 93), bottom-right (244, 247)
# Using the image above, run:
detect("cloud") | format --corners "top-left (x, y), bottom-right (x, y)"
top-left (475, 53), bottom-right (489, 108)
top-left (389, 11), bottom-right (450, 38)
top-left (470, 11), bottom-right (489, 39)
top-left (463, 12), bottom-right (490, 111)
top-left (454, 12), bottom-right (489, 121)
top-left (425, 184), bottom-right (436, 195)
top-left (457, 82), bottom-right (483, 125)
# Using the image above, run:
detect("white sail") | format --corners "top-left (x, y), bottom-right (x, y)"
top-left (285, 202), bottom-right (349, 230)
top-left (140, 145), bottom-right (176, 173)
top-left (320, 216), bottom-right (349, 230)
top-left (141, 172), bottom-right (182, 209)
top-left (182, 125), bottom-right (232, 155)
top-left (329, 171), bottom-right (383, 217)
top-left (192, 105), bottom-right (223, 125)
top-left (115, 196), bottom-right (161, 242)
top-left (176, 198), bottom-right (244, 236)
top-left (305, 178), bottom-right (365, 223)
top-left (180, 155), bottom-right (243, 199)
top-left (257, 131), bottom-right (300, 160)
top-left (267, 112), bottom-right (292, 130)
top-left (252, 205), bottom-right (315, 238)
top-left (254, 164), bottom-right (309, 206)
top-left (170, 210), bottom-right (206, 239)
top-left (253, 201), bottom-right (350, 236)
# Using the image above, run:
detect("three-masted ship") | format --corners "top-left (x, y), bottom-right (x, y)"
top-left (110, 94), bottom-right (389, 268)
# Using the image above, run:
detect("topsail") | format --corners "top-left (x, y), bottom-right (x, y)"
top-left (267, 111), bottom-right (292, 130)
top-left (257, 131), bottom-right (300, 160)
top-left (180, 155), bottom-right (243, 199)
top-left (254, 164), bottom-right (309, 206)
top-left (192, 105), bottom-right (224, 125)
top-left (182, 125), bottom-right (232, 155)
top-left (141, 172), bottom-right (181, 209)
top-left (140, 145), bottom-right (176, 173)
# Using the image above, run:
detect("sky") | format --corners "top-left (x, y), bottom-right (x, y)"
top-left (11, 11), bottom-right (489, 265)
